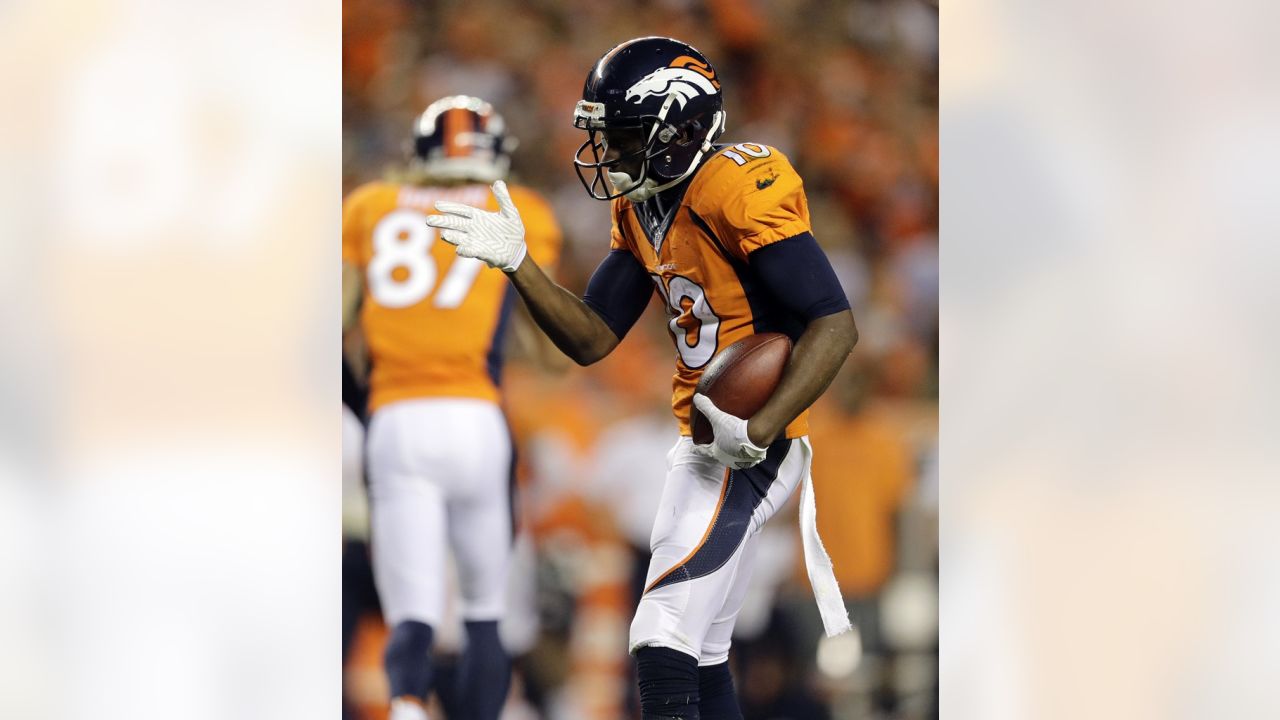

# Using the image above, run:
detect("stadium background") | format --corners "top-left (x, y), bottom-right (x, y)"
top-left (342, 1), bottom-right (937, 718)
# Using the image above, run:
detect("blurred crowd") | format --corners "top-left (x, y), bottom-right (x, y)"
top-left (343, 0), bottom-right (937, 718)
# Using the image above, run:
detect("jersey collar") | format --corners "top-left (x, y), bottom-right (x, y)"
top-left (633, 173), bottom-right (693, 254)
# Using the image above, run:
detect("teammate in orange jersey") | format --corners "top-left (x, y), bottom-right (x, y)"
top-left (429, 38), bottom-right (857, 720)
top-left (342, 95), bottom-right (561, 720)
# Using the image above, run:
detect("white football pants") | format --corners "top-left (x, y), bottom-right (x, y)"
top-left (366, 398), bottom-right (513, 627)
top-left (630, 435), bottom-right (812, 665)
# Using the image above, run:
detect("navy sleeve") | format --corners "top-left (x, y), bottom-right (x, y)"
top-left (583, 249), bottom-right (654, 341)
top-left (748, 232), bottom-right (851, 321)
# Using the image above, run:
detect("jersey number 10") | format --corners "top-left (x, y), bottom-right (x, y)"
top-left (368, 209), bottom-right (484, 309)
top-left (720, 142), bottom-right (771, 166)
top-left (652, 274), bottom-right (720, 369)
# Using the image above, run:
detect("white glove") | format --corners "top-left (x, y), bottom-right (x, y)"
top-left (426, 180), bottom-right (528, 273)
top-left (691, 394), bottom-right (768, 470)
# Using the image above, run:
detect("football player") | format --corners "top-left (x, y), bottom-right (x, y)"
top-left (428, 38), bottom-right (856, 719)
top-left (342, 95), bottom-right (562, 720)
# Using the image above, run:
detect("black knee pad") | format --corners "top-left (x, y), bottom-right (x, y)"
top-left (697, 662), bottom-right (742, 720)
top-left (383, 620), bottom-right (435, 700)
top-left (635, 646), bottom-right (700, 719)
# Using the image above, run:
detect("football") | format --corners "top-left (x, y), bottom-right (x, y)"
top-left (690, 332), bottom-right (792, 445)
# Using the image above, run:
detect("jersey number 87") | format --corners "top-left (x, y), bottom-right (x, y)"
top-left (367, 209), bottom-right (485, 309)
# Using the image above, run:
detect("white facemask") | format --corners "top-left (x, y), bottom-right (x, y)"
top-left (608, 170), bottom-right (660, 202)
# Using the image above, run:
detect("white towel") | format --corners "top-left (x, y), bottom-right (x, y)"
top-left (799, 461), bottom-right (852, 637)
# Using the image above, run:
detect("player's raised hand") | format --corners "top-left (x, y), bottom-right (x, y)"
top-left (690, 393), bottom-right (768, 469)
top-left (426, 180), bottom-right (528, 272)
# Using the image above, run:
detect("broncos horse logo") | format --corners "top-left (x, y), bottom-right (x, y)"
top-left (625, 56), bottom-right (720, 109)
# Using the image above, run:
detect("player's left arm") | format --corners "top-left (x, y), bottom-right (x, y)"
top-left (341, 186), bottom-right (372, 335)
top-left (342, 262), bottom-right (363, 334)
top-left (742, 233), bottom-right (858, 446)
top-left (341, 187), bottom-right (374, 380)
top-left (341, 263), bottom-right (371, 383)
top-left (695, 148), bottom-right (858, 447)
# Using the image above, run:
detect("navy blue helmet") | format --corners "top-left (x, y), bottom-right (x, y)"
top-left (573, 37), bottom-right (726, 201)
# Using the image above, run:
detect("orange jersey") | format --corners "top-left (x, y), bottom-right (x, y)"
top-left (343, 181), bottom-right (561, 412)
top-left (610, 143), bottom-right (813, 438)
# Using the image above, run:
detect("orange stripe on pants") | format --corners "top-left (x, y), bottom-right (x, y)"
top-left (644, 467), bottom-right (731, 594)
